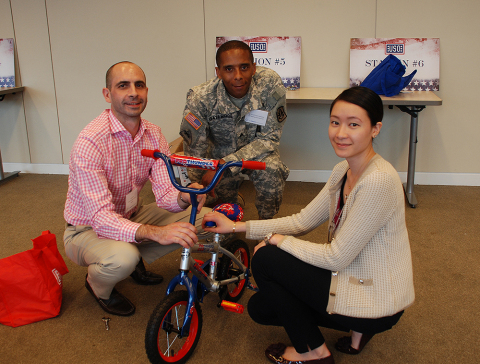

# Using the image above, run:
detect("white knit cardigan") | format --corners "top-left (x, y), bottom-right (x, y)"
top-left (246, 154), bottom-right (415, 318)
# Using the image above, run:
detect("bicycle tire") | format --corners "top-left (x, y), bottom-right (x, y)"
top-left (145, 291), bottom-right (203, 364)
top-left (217, 239), bottom-right (250, 302)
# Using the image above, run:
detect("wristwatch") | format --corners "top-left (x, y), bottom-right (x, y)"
top-left (263, 232), bottom-right (275, 245)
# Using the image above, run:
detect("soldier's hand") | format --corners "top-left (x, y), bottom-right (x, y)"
top-left (201, 171), bottom-right (218, 197)
top-left (201, 159), bottom-right (226, 197)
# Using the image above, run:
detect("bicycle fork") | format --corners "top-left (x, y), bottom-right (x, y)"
top-left (164, 234), bottom-right (257, 337)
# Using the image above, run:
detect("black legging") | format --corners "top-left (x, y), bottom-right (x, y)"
top-left (248, 245), bottom-right (403, 353)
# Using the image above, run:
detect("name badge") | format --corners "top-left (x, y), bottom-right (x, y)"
top-left (125, 188), bottom-right (137, 213)
top-left (245, 110), bottom-right (268, 126)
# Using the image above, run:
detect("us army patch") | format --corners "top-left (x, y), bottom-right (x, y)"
top-left (276, 106), bottom-right (287, 123)
top-left (185, 112), bottom-right (202, 130)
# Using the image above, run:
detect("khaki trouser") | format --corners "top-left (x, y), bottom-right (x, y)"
top-left (63, 202), bottom-right (208, 299)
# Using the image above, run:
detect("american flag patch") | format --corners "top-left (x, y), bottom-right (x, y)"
top-left (185, 112), bottom-right (202, 130)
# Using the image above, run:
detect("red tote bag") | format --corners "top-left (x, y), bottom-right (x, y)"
top-left (0, 230), bottom-right (69, 327)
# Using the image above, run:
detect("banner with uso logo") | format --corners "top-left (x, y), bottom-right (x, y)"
top-left (350, 38), bottom-right (440, 91)
top-left (216, 36), bottom-right (301, 90)
top-left (0, 38), bottom-right (15, 88)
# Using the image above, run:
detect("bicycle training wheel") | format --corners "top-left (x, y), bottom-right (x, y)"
top-left (145, 291), bottom-right (203, 364)
top-left (217, 239), bottom-right (250, 302)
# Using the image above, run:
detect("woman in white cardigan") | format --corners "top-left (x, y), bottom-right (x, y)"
top-left (202, 87), bottom-right (415, 364)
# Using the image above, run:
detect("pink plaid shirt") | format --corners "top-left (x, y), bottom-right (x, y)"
top-left (64, 109), bottom-right (183, 243)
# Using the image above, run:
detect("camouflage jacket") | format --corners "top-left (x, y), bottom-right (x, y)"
top-left (180, 66), bottom-right (287, 179)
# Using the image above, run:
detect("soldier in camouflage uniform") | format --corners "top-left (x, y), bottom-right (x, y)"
top-left (180, 40), bottom-right (289, 219)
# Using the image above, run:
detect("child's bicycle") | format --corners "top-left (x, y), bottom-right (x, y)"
top-left (140, 150), bottom-right (265, 364)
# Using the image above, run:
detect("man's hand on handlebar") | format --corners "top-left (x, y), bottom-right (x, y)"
top-left (178, 182), bottom-right (207, 212)
top-left (135, 223), bottom-right (198, 249)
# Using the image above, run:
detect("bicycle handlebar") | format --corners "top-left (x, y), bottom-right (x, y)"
top-left (140, 149), bottom-right (158, 159)
top-left (141, 150), bottom-right (265, 172)
top-left (141, 149), bottom-right (265, 224)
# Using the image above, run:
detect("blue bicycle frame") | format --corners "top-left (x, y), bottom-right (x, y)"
top-left (147, 151), bottom-right (255, 336)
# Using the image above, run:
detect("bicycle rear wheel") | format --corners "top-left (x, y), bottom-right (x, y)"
top-left (145, 291), bottom-right (203, 364)
top-left (218, 239), bottom-right (250, 302)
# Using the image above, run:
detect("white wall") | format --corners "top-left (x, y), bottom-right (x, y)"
top-left (0, 0), bottom-right (479, 185)
top-left (45, 0), bottom-right (207, 163)
top-left (0, 0), bottom-right (29, 165)
top-left (377, 0), bottom-right (478, 176)
top-left (11, 0), bottom-right (61, 164)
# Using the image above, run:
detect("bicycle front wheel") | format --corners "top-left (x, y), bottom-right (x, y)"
top-left (145, 291), bottom-right (203, 364)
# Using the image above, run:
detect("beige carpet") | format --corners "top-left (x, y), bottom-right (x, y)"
top-left (0, 174), bottom-right (479, 364)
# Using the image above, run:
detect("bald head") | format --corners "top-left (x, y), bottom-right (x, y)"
top-left (105, 61), bottom-right (146, 90)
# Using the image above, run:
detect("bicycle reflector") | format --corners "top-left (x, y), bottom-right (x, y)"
top-left (220, 300), bottom-right (244, 314)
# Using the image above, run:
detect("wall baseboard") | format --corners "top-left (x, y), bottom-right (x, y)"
top-left (286, 170), bottom-right (480, 186)
top-left (4, 163), bottom-right (70, 175)
top-left (4, 163), bottom-right (480, 186)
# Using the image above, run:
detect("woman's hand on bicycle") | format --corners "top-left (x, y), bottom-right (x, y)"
top-left (178, 182), bottom-right (207, 212)
top-left (202, 211), bottom-right (246, 234)
top-left (135, 222), bottom-right (198, 249)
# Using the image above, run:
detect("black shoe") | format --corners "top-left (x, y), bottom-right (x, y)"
top-left (130, 259), bottom-right (163, 285)
top-left (85, 275), bottom-right (135, 316)
top-left (265, 343), bottom-right (335, 364)
top-left (335, 333), bottom-right (375, 355)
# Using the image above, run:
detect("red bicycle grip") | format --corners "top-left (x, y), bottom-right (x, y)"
top-left (242, 160), bottom-right (266, 170)
top-left (141, 149), bottom-right (160, 159)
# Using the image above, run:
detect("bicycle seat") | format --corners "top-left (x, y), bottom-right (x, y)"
top-left (205, 203), bottom-right (244, 227)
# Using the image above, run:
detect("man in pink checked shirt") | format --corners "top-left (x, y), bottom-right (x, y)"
top-left (63, 61), bottom-right (208, 316)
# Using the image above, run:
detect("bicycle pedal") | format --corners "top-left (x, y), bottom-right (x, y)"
top-left (247, 282), bottom-right (259, 292)
top-left (219, 300), bottom-right (244, 314)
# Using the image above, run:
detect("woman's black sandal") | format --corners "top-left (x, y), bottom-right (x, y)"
top-left (335, 333), bottom-right (374, 355)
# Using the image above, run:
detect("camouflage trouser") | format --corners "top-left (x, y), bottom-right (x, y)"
top-left (212, 154), bottom-right (289, 219)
